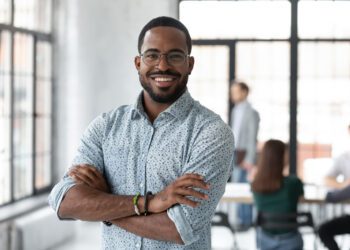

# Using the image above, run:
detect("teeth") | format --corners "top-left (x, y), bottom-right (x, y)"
top-left (154, 77), bottom-right (173, 82)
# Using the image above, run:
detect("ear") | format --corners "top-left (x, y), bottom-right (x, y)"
top-left (134, 56), bottom-right (141, 71)
top-left (188, 56), bottom-right (195, 75)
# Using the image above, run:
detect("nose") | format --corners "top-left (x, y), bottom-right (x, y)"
top-left (156, 54), bottom-right (170, 71)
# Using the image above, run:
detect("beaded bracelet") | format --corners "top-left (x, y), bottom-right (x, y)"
top-left (143, 191), bottom-right (152, 216)
top-left (133, 192), bottom-right (141, 216)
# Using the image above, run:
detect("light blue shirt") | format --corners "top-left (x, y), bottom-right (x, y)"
top-left (48, 90), bottom-right (234, 250)
top-left (231, 100), bottom-right (248, 147)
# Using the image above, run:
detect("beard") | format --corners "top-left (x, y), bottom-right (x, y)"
top-left (139, 71), bottom-right (189, 104)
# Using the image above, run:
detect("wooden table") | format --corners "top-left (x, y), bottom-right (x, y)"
top-left (221, 183), bottom-right (329, 204)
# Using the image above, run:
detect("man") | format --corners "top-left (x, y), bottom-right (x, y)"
top-left (229, 81), bottom-right (259, 230)
top-left (48, 16), bottom-right (234, 249)
top-left (324, 124), bottom-right (350, 189)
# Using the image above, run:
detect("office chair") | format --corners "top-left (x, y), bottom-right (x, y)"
top-left (256, 211), bottom-right (317, 250)
top-left (211, 212), bottom-right (240, 250)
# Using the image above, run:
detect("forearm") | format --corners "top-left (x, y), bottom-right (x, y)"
top-left (324, 177), bottom-right (345, 189)
top-left (58, 184), bottom-right (141, 221)
top-left (111, 212), bottom-right (183, 245)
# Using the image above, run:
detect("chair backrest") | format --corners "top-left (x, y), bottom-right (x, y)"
top-left (256, 211), bottom-right (315, 231)
top-left (211, 212), bottom-right (235, 234)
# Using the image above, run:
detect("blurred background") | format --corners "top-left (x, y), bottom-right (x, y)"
top-left (1, 0), bottom-right (350, 249)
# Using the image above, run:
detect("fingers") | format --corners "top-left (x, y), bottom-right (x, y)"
top-left (175, 195), bottom-right (199, 208)
top-left (68, 165), bottom-right (99, 185)
top-left (70, 169), bottom-right (94, 186)
top-left (178, 187), bottom-right (209, 200)
top-left (174, 175), bottom-right (210, 190)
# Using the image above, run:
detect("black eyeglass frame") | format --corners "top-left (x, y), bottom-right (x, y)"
top-left (139, 51), bottom-right (191, 66)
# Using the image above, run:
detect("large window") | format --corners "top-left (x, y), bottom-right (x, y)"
top-left (0, 0), bottom-right (52, 206)
top-left (180, 0), bottom-right (350, 179)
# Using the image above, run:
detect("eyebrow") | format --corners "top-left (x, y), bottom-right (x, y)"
top-left (142, 48), bottom-right (186, 54)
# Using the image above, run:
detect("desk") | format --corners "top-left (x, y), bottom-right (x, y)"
top-left (221, 183), bottom-right (329, 204)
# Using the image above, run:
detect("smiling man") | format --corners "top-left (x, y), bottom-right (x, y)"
top-left (48, 16), bottom-right (234, 249)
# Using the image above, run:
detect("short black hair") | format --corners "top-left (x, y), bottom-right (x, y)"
top-left (231, 80), bottom-right (250, 94)
top-left (138, 16), bottom-right (192, 54)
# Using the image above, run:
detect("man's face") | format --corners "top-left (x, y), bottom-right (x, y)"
top-left (135, 26), bottom-right (194, 104)
top-left (230, 85), bottom-right (247, 104)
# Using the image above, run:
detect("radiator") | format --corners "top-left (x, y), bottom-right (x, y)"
top-left (10, 207), bottom-right (76, 250)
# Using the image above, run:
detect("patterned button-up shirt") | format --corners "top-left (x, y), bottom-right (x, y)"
top-left (49, 89), bottom-right (234, 249)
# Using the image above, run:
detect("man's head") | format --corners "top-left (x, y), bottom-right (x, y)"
top-left (137, 16), bottom-right (192, 55)
top-left (230, 81), bottom-right (249, 104)
top-left (135, 16), bottom-right (194, 104)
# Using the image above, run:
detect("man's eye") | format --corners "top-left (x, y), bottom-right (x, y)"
top-left (169, 53), bottom-right (184, 61)
top-left (146, 53), bottom-right (159, 59)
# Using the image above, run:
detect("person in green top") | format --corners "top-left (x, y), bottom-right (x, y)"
top-left (251, 139), bottom-right (304, 250)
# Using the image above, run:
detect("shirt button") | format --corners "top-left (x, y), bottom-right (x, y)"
top-left (135, 243), bottom-right (140, 248)
top-left (139, 183), bottom-right (143, 189)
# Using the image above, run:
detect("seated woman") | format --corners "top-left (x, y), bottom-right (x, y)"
top-left (251, 139), bottom-right (304, 250)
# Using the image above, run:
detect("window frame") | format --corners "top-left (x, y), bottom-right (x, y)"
top-left (0, 0), bottom-right (53, 207)
top-left (179, 0), bottom-right (350, 175)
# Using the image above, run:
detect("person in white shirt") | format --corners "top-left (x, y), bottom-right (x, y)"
top-left (324, 124), bottom-right (350, 189)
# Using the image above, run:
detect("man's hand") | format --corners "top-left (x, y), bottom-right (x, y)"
top-left (149, 173), bottom-right (210, 213)
top-left (240, 161), bottom-right (254, 171)
top-left (68, 164), bottom-right (110, 193)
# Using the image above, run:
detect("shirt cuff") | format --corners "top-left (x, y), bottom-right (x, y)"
top-left (167, 205), bottom-right (199, 245)
top-left (48, 177), bottom-right (77, 220)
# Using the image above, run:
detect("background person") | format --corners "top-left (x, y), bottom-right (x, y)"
top-left (324, 124), bottom-right (350, 189)
top-left (252, 139), bottom-right (304, 250)
top-left (229, 80), bottom-right (260, 229)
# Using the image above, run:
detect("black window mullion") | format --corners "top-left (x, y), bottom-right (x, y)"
top-left (9, 31), bottom-right (14, 203)
top-left (228, 42), bottom-right (236, 124)
top-left (32, 36), bottom-right (37, 194)
top-left (289, 0), bottom-right (298, 175)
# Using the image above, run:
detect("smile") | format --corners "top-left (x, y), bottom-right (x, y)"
top-left (154, 77), bottom-right (174, 82)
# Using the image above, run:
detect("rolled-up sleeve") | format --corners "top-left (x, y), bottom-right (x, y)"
top-left (48, 114), bottom-right (108, 218)
top-left (167, 119), bottom-right (234, 245)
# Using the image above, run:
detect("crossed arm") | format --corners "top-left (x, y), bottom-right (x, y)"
top-left (324, 175), bottom-right (350, 189)
top-left (58, 165), bottom-right (210, 244)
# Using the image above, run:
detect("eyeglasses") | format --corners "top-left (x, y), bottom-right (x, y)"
top-left (140, 51), bottom-right (189, 66)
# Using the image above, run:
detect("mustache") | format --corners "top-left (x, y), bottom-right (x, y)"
top-left (147, 70), bottom-right (181, 77)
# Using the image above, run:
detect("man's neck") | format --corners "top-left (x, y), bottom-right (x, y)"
top-left (142, 92), bottom-right (171, 123)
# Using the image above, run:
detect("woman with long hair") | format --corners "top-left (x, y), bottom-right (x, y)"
top-left (252, 139), bottom-right (304, 250)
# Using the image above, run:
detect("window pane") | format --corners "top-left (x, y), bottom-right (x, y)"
top-left (180, 1), bottom-right (290, 39)
top-left (298, 42), bottom-right (350, 181)
top-left (0, 31), bottom-right (11, 205)
top-left (14, 33), bottom-right (33, 116)
top-left (13, 117), bottom-right (33, 156)
top-left (14, 0), bottom-right (52, 33)
top-left (299, 1), bottom-right (350, 38)
top-left (35, 117), bottom-right (50, 153)
top-left (0, 160), bottom-right (10, 204)
top-left (188, 45), bottom-right (229, 123)
top-left (236, 42), bottom-right (290, 144)
top-left (36, 42), bottom-right (52, 79)
top-left (35, 154), bottom-right (50, 189)
top-left (36, 80), bottom-right (51, 115)
top-left (14, 156), bottom-right (33, 199)
top-left (0, 0), bottom-right (11, 24)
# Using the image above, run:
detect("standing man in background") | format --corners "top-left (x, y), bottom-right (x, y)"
top-left (230, 81), bottom-right (260, 230)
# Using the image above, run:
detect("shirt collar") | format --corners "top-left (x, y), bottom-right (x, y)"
top-left (163, 89), bottom-right (194, 120)
top-left (131, 89), bottom-right (194, 120)
top-left (131, 92), bottom-right (146, 120)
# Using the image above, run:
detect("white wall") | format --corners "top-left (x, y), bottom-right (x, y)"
top-left (53, 0), bottom-right (179, 178)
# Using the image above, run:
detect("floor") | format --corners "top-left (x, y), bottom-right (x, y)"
top-left (49, 221), bottom-right (350, 250)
